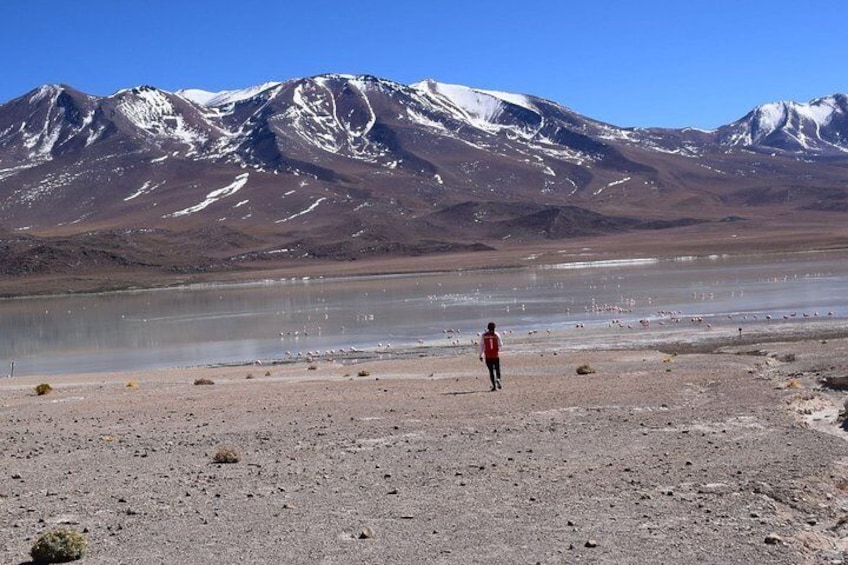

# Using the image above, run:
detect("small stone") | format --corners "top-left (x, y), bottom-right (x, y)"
top-left (359, 527), bottom-right (375, 539)
top-left (764, 533), bottom-right (784, 545)
top-left (585, 539), bottom-right (598, 548)
top-left (48, 514), bottom-right (80, 525)
top-left (698, 483), bottom-right (730, 495)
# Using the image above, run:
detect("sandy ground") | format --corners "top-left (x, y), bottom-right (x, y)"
top-left (3, 328), bottom-right (848, 564)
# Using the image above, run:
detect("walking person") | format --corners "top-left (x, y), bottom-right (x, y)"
top-left (478, 322), bottom-right (503, 391)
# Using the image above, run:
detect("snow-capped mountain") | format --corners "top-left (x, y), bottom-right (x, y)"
top-left (717, 94), bottom-right (848, 153)
top-left (0, 74), bottom-right (847, 279)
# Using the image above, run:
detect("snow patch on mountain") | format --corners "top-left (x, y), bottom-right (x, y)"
top-left (115, 87), bottom-right (209, 148)
top-left (177, 82), bottom-right (283, 107)
top-left (314, 76), bottom-right (376, 139)
top-left (165, 173), bottom-right (249, 217)
top-left (276, 197), bottom-right (327, 223)
top-left (28, 84), bottom-right (63, 105)
top-left (404, 108), bottom-right (448, 131)
top-left (412, 79), bottom-right (546, 142)
top-left (15, 86), bottom-right (77, 161)
top-left (0, 164), bottom-right (36, 180)
top-left (125, 180), bottom-right (165, 201)
top-left (593, 176), bottom-right (631, 196)
top-left (289, 82), bottom-right (345, 153)
top-left (477, 88), bottom-right (538, 115)
top-left (416, 80), bottom-right (505, 124)
top-left (22, 113), bottom-right (62, 159)
top-left (283, 78), bottom-right (386, 161)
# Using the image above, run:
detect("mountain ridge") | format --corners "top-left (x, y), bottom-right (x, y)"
top-left (0, 74), bottom-right (847, 291)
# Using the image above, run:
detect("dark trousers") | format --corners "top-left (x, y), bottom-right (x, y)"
top-left (485, 357), bottom-right (501, 386)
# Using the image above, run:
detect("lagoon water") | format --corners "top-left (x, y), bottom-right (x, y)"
top-left (2, 251), bottom-right (847, 377)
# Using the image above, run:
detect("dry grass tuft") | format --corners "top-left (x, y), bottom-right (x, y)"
top-left (34, 383), bottom-right (53, 395)
top-left (125, 380), bottom-right (139, 388)
top-left (576, 364), bottom-right (596, 375)
top-left (194, 378), bottom-right (215, 386)
top-left (213, 446), bottom-right (240, 464)
top-left (357, 369), bottom-right (371, 377)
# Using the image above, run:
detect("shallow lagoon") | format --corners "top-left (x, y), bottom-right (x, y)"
top-left (2, 251), bottom-right (846, 377)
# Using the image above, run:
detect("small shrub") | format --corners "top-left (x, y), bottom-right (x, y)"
top-left (307, 365), bottom-right (318, 371)
top-left (30, 527), bottom-right (88, 563)
top-left (34, 383), bottom-right (53, 395)
top-left (213, 446), bottom-right (240, 464)
top-left (194, 378), bottom-right (215, 386)
top-left (125, 380), bottom-right (139, 388)
top-left (245, 373), bottom-right (255, 380)
top-left (265, 370), bottom-right (271, 377)
top-left (576, 364), bottom-right (596, 375)
top-left (357, 369), bottom-right (371, 377)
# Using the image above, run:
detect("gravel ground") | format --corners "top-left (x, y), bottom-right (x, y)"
top-left (3, 329), bottom-right (848, 564)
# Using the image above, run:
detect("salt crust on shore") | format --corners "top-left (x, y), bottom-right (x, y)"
top-left (3, 327), bottom-right (848, 564)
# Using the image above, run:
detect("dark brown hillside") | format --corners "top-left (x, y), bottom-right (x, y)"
top-left (0, 76), bottom-right (846, 294)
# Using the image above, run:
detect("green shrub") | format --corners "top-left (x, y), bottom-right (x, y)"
top-left (34, 383), bottom-right (53, 395)
top-left (30, 528), bottom-right (88, 563)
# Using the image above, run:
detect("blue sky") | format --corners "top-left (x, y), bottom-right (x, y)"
top-left (2, 0), bottom-right (845, 128)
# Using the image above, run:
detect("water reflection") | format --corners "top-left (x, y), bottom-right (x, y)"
top-left (2, 251), bottom-right (846, 376)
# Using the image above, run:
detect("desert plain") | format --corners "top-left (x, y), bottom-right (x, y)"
top-left (3, 322), bottom-right (848, 564)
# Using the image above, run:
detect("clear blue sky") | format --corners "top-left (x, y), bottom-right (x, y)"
top-left (2, 0), bottom-right (845, 128)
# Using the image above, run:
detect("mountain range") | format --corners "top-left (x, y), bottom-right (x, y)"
top-left (0, 74), bottom-right (846, 285)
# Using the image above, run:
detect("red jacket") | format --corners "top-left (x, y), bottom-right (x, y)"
top-left (479, 331), bottom-right (502, 359)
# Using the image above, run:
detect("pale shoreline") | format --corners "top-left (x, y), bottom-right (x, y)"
top-left (5, 316), bottom-right (847, 382)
